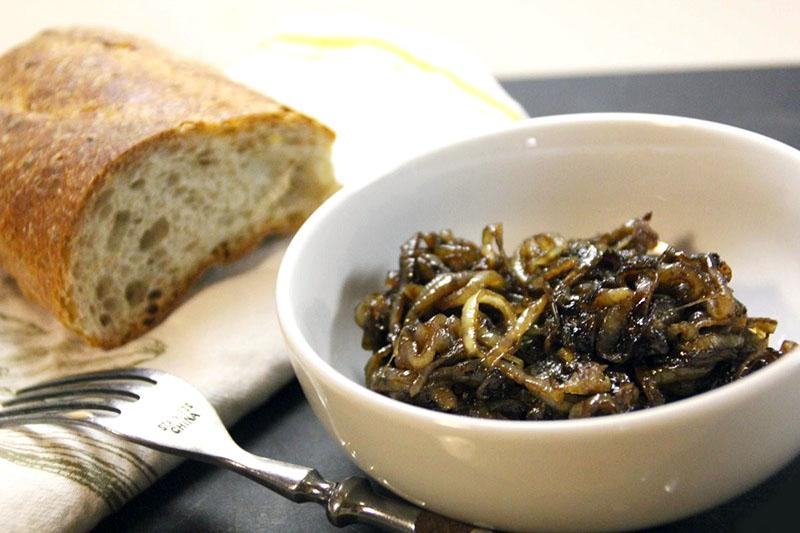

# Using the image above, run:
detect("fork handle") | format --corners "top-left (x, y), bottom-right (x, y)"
top-left (328, 476), bottom-right (486, 532)
top-left (219, 450), bottom-right (486, 532)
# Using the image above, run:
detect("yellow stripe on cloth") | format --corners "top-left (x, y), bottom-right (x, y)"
top-left (262, 33), bottom-right (525, 121)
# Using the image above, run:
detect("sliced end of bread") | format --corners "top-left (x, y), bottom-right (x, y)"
top-left (66, 118), bottom-right (336, 347)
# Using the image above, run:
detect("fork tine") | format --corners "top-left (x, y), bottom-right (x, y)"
top-left (0, 399), bottom-right (120, 419)
top-left (0, 412), bottom-right (90, 430)
top-left (17, 367), bottom-right (159, 394)
top-left (3, 383), bottom-right (141, 407)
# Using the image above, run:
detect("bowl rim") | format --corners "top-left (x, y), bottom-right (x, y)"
top-left (276, 112), bottom-right (800, 434)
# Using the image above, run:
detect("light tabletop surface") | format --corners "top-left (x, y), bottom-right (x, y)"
top-left (1, 1), bottom-right (799, 78)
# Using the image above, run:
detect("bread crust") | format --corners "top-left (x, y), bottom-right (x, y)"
top-left (0, 27), bottom-right (336, 347)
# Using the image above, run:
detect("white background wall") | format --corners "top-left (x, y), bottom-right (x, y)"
top-left (1, 0), bottom-right (798, 78)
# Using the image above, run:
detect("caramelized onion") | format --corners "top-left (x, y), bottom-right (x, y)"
top-left (356, 215), bottom-right (794, 420)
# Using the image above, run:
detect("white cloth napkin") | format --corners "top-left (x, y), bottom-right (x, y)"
top-left (0, 17), bottom-right (526, 532)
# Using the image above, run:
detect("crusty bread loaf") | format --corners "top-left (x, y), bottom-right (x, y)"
top-left (0, 28), bottom-right (338, 348)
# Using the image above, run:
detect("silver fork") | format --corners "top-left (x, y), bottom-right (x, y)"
top-left (0, 368), bottom-right (482, 532)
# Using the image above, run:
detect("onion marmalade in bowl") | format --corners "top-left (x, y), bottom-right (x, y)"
top-left (356, 214), bottom-right (795, 420)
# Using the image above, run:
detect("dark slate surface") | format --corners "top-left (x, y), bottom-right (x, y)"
top-left (502, 67), bottom-right (800, 149)
top-left (95, 67), bottom-right (800, 533)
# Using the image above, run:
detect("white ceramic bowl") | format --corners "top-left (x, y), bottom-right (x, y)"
top-left (276, 113), bottom-right (800, 532)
